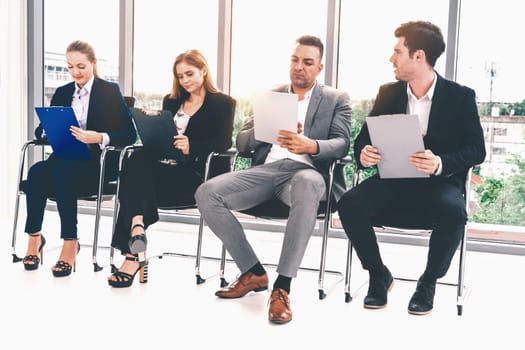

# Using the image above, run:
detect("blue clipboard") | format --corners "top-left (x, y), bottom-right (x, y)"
top-left (34, 107), bottom-right (91, 160)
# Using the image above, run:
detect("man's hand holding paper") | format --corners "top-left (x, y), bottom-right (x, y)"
top-left (277, 122), bottom-right (318, 155)
top-left (360, 145), bottom-right (381, 167)
top-left (365, 114), bottom-right (429, 178)
top-left (409, 149), bottom-right (440, 175)
top-left (253, 90), bottom-right (298, 144)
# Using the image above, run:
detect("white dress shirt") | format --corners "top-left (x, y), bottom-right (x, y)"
top-left (71, 76), bottom-right (110, 149)
top-left (406, 71), bottom-right (442, 175)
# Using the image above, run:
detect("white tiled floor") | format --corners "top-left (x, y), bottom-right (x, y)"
top-left (3, 210), bottom-right (524, 349)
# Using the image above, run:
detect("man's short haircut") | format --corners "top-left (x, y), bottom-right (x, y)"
top-left (296, 35), bottom-right (324, 60)
top-left (394, 21), bottom-right (445, 67)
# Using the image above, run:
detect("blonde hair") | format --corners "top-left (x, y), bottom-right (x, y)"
top-left (66, 40), bottom-right (99, 78)
top-left (170, 49), bottom-right (218, 99)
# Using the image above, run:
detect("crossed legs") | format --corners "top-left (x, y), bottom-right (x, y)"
top-left (195, 159), bottom-right (326, 323)
top-left (196, 159), bottom-right (325, 278)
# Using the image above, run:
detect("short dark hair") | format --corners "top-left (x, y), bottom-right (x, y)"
top-left (394, 21), bottom-right (445, 67)
top-left (296, 35), bottom-right (324, 60)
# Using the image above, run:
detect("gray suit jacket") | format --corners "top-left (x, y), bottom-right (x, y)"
top-left (236, 82), bottom-right (351, 201)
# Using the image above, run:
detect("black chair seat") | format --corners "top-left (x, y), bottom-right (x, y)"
top-left (239, 198), bottom-right (330, 220)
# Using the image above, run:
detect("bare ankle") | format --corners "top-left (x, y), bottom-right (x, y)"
top-left (131, 223), bottom-right (145, 237)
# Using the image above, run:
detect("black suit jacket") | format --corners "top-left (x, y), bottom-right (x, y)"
top-left (355, 73), bottom-right (486, 192)
top-left (36, 78), bottom-right (137, 175)
top-left (162, 91), bottom-right (236, 177)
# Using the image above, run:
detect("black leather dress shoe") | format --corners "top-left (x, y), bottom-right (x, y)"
top-left (408, 278), bottom-right (436, 315)
top-left (364, 267), bottom-right (394, 309)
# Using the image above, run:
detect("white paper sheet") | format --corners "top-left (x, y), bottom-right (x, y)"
top-left (253, 91), bottom-right (298, 144)
top-left (366, 114), bottom-right (429, 179)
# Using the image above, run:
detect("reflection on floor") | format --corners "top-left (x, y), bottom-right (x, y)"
top-left (3, 211), bottom-right (524, 349)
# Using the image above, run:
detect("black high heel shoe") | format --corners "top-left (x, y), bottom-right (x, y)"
top-left (23, 234), bottom-right (46, 271)
top-left (128, 223), bottom-right (147, 261)
top-left (52, 240), bottom-right (80, 277)
top-left (107, 255), bottom-right (148, 288)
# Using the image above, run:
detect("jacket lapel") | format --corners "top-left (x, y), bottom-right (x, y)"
top-left (86, 78), bottom-right (100, 130)
top-left (426, 73), bottom-right (444, 137)
top-left (304, 83), bottom-right (321, 136)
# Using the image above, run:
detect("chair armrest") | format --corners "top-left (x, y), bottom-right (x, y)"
top-left (16, 139), bottom-right (50, 188)
top-left (204, 148), bottom-right (239, 181)
top-left (116, 144), bottom-right (144, 172)
top-left (236, 149), bottom-right (254, 159)
top-left (211, 147), bottom-right (238, 158)
top-left (336, 155), bottom-right (352, 166)
top-left (32, 138), bottom-right (49, 146)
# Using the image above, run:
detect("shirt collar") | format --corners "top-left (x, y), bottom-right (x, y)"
top-left (288, 81), bottom-right (315, 101)
top-left (77, 75), bottom-right (95, 94)
top-left (406, 71), bottom-right (437, 101)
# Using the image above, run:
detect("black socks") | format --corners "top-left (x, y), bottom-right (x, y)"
top-left (273, 274), bottom-right (291, 294)
top-left (248, 263), bottom-right (292, 294)
top-left (248, 262), bottom-right (266, 276)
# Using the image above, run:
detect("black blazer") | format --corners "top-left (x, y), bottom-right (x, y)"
top-left (355, 73), bottom-right (486, 191)
top-left (36, 78), bottom-right (137, 174)
top-left (162, 91), bottom-right (236, 177)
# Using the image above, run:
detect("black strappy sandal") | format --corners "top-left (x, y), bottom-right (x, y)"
top-left (107, 255), bottom-right (148, 288)
top-left (23, 234), bottom-right (46, 271)
top-left (52, 239), bottom-right (80, 277)
top-left (128, 223), bottom-right (147, 261)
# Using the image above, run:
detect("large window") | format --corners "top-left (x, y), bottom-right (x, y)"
top-left (34, 0), bottom-right (523, 248)
top-left (133, 0), bottom-right (219, 109)
top-left (43, 0), bottom-right (120, 105)
top-left (230, 0), bottom-right (327, 98)
top-left (456, 0), bottom-right (525, 228)
top-left (338, 1), bottom-right (448, 101)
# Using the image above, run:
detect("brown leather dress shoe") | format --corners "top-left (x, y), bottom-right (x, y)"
top-left (215, 272), bottom-right (268, 298)
top-left (268, 288), bottom-right (292, 324)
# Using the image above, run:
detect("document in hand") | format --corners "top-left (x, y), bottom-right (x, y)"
top-left (253, 90), bottom-right (298, 144)
top-left (34, 107), bottom-right (91, 160)
top-left (131, 108), bottom-right (184, 161)
top-left (366, 114), bottom-right (428, 179)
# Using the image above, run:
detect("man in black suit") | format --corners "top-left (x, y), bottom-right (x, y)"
top-left (337, 21), bottom-right (486, 315)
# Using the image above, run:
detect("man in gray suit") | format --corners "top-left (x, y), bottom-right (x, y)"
top-left (195, 35), bottom-right (351, 324)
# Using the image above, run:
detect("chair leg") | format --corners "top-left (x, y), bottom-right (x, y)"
top-left (219, 245), bottom-right (228, 287)
top-left (344, 240), bottom-right (353, 303)
top-left (11, 193), bottom-right (23, 263)
top-left (91, 196), bottom-right (104, 272)
top-left (195, 216), bottom-right (206, 285)
top-left (317, 214), bottom-right (331, 300)
top-left (456, 226), bottom-right (469, 316)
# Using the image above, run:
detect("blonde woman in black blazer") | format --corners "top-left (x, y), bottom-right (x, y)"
top-left (108, 49), bottom-right (235, 288)
top-left (23, 40), bottom-right (136, 277)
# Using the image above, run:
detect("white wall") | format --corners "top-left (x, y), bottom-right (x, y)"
top-left (0, 0), bottom-right (27, 222)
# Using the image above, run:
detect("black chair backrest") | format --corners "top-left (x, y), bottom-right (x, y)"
top-left (124, 96), bottom-right (136, 108)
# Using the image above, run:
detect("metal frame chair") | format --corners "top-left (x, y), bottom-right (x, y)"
top-left (212, 153), bottom-right (351, 300)
top-left (12, 96), bottom-right (136, 270)
top-left (105, 144), bottom-right (238, 284)
top-left (10, 139), bottom-right (120, 267)
top-left (343, 166), bottom-right (473, 315)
